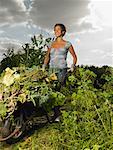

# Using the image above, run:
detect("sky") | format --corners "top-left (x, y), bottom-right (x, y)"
top-left (0, 0), bottom-right (112, 67)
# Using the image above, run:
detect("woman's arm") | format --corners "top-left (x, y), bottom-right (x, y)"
top-left (69, 45), bottom-right (77, 65)
top-left (43, 46), bottom-right (51, 66)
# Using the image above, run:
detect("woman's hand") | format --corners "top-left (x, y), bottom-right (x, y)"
top-left (70, 64), bottom-right (76, 72)
top-left (42, 64), bottom-right (46, 71)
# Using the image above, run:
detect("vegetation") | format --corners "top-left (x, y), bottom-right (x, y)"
top-left (0, 34), bottom-right (52, 73)
top-left (0, 35), bottom-right (113, 149)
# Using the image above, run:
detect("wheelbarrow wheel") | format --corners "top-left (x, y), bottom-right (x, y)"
top-left (6, 113), bottom-right (26, 144)
top-left (0, 113), bottom-right (25, 143)
top-left (11, 114), bottom-right (25, 139)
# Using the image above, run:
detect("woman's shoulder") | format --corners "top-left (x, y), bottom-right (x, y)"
top-left (46, 41), bottom-right (54, 49)
top-left (65, 41), bottom-right (72, 49)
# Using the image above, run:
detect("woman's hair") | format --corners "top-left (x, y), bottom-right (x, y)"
top-left (54, 23), bottom-right (66, 37)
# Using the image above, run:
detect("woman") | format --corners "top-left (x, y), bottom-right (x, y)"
top-left (43, 23), bottom-right (77, 85)
top-left (43, 23), bottom-right (77, 122)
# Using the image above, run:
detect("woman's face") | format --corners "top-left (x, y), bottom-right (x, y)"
top-left (54, 25), bottom-right (63, 37)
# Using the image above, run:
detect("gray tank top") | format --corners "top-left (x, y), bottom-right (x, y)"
top-left (48, 41), bottom-right (72, 69)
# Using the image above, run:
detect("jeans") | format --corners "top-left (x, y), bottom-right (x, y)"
top-left (49, 68), bottom-right (67, 119)
top-left (57, 68), bottom-right (67, 87)
top-left (49, 68), bottom-right (67, 87)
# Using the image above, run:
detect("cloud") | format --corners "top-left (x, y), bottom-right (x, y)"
top-left (81, 0), bottom-right (112, 32)
top-left (0, 30), bottom-right (4, 34)
top-left (0, 0), bottom-right (112, 67)
top-left (0, 21), bottom-right (44, 44)
top-left (0, 0), bottom-right (27, 24)
top-left (0, 0), bottom-right (100, 34)
top-left (70, 0), bottom-right (112, 35)
top-left (24, 0), bottom-right (33, 11)
top-left (91, 49), bottom-right (105, 54)
top-left (70, 26), bottom-right (112, 67)
top-left (0, 0), bottom-right (112, 34)
top-left (0, 37), bottom-right (22, 51)
top-left (29, 0), bottom-right (92, 33)
top-left (0, 37), bottom-right (23, 61)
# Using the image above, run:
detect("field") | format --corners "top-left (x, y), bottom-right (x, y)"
top-left (0, 65), bottom-right (113, 150)
top-left (0, 35), bottom-right (113, 149)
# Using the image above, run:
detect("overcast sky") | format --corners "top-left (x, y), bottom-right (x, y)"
top-left (0, 0), bottom-right (112, 67)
